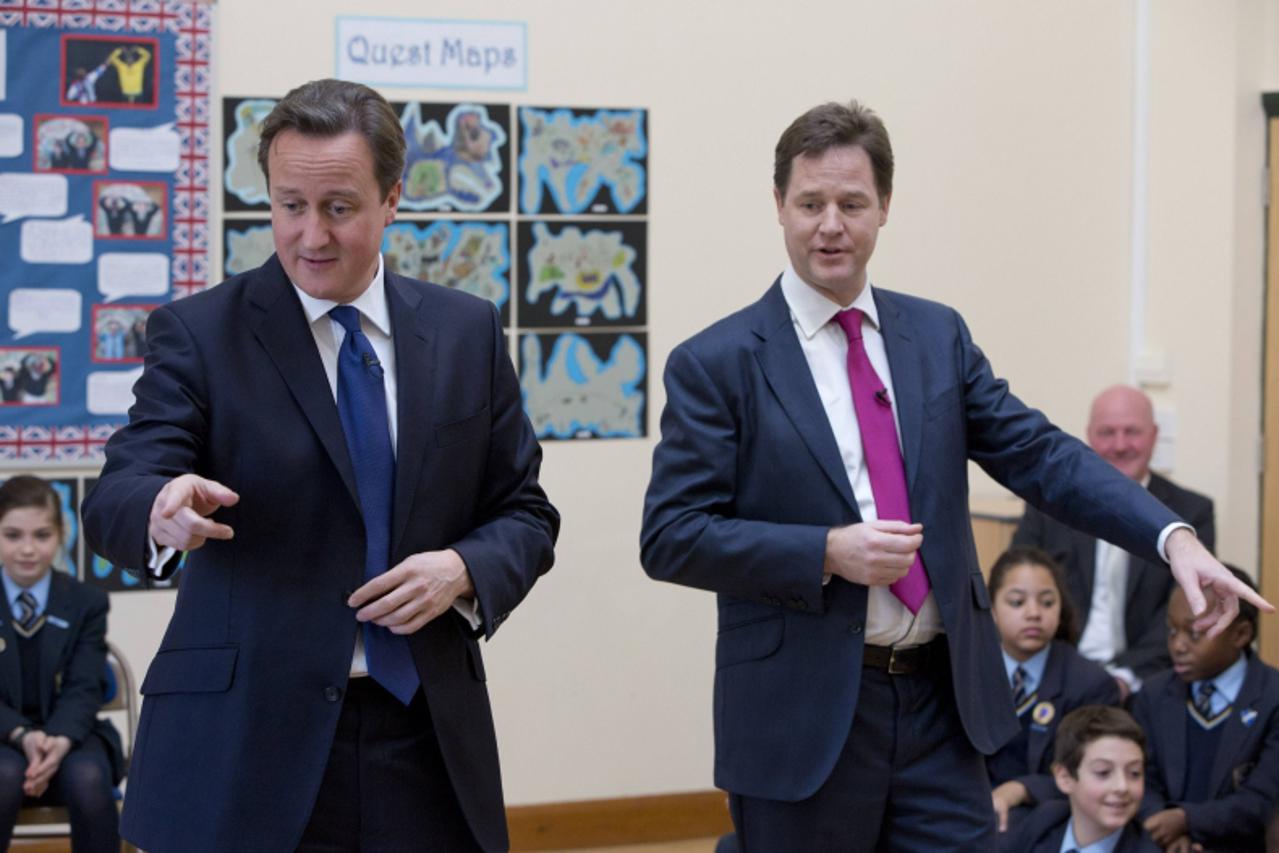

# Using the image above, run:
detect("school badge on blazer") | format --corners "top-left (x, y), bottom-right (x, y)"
top-left (1031, 701), bottom-right (1055, 727)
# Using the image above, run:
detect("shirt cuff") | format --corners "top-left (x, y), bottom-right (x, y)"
top-left (1156, 522), bottom-right (1195, 563)
top-left (452, 597), bottom-right (481, 631)
top-left (1105, 664), bottom-right (1141, 693)
top-left (146, 537), bottom-right (177, 578)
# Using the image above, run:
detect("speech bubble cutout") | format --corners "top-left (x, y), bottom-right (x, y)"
top-left (86, 367), bottom-right (144, 415)
top-left (0, 115), bottom-right (22, 159)
top-left (109, 124), bottom-right (181, 172)
top-left (7, 288), bottom-right (83, 340)
top-left (0, 173), bottom-right (67, 224)
top-left (20, 216), bottom-right (93, 264)
top-left (98, 253), bottom-right (170, 302)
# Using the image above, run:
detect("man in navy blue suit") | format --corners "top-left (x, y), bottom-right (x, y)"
top-left (82, 79), bottom-right (558, 852)
top-left (640, 100), bottom-right (1268, 851)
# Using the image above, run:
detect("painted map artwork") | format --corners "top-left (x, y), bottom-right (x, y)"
top-left (518, 107), bottom-right (647, 215)
top-left (223, 219), bottom-right (274, 276)
top-left (400, 102), bottom-right (508, 212)
top-left (519, 332), bottom-right (645, 439)
top-left (522, 221), bottom-right (644, 326)
top-left (382, 221), bottom-right (509, 312)
top-left (223, 97), bottom-right (276, 210)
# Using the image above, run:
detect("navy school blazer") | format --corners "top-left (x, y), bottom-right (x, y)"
top-left (1133, 653), bottom-right (1279, 852)
top-left (989, 639), bottom-right (1121, 804)
top-left (0, 571), bottom-right (125, 785)
top-left (999, 800), bottom-right (1160, 853)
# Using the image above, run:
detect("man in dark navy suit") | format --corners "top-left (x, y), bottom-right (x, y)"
top-left (1015, 384), bottom-right (1215, 697)
top-left (639, 100), bottom-right (1268, 852)
top-left (82, 79), bottom-right (558, 852)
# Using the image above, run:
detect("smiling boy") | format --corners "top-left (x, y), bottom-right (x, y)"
top-left (1001, 705), bottom-right (1157, 852)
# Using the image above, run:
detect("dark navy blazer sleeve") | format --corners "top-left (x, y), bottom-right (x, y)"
top-left (640, 341), bottom-right (829, 611)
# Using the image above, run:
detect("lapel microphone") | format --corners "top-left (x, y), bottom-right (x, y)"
top-left (362, 351), bottom-right (383, 378)
top-left (874, 388), bottom-right (891, 407)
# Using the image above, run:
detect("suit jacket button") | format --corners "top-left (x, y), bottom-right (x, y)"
top-left (849, 622), bottom-right (863, 634)
top-left (324, 686), bottom-right (343, 703)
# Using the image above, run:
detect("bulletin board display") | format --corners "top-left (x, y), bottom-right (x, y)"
top-left (0, 1), bottom-right (213, 466)
top-left (223, 99), bottom-right (651, 440)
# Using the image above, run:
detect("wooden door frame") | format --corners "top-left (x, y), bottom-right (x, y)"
top-left (1259, 95), bottom-right (1279, 663)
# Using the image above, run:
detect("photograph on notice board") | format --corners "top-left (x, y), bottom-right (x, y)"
top-left (61, 35), bottom-right (160, 109)
top-left (33, 114), bottom-right (108, 173)
top-left (93, 180), bottom-right (167, 239)
top-left (91, 304), bottom-right (154, 363)
top-left (0, 348), bottom-right (61, 406)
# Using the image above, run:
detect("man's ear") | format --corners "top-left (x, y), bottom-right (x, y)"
top-left (879, 192), bottom-right (891, 226)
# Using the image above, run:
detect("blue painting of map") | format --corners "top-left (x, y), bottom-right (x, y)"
top-left (519, 332), bottom-right (646, 439)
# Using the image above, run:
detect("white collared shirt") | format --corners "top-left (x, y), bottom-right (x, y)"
top-left (779, 265), bottom-right (944, 647)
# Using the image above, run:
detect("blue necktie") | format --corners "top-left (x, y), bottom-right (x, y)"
top-left (330, 305), bottom-right (419, 705)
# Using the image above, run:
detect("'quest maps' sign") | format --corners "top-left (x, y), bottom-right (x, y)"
top-left (336, 17), bottom-right (527, 90)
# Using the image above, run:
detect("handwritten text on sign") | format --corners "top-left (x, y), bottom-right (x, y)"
top-left (336, 18), bottom-right (527, 90)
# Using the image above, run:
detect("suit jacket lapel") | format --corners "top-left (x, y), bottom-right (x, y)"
top-left (38, 575), bottom-right (73, 720)
top-left (247, 255), bottom-right (360, 508)
top-left (753, 282), bottom-right (859, 516)
top-left (386, 274), bottom-right (435, 557)
top-left (1160, 677), bottom-right (1189, 799)
top-left (1207, 655), bottom-right (1264, 795)
top-left (1026, 645), bottom-right (1065, 772)
top-left (874, 291), bottom-right (924, 494)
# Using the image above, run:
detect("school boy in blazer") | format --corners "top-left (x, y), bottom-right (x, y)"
top-left (1134, 569), bottom-right (1279, 852)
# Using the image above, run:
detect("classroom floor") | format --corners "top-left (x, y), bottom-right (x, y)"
top-left (553, 842), bottom-right (718, 853)
top-left (12, 840), bottom-right (723, 853)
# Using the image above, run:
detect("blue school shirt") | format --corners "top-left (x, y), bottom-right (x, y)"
top-left (3, 572), bottom-right (50, 621)
top-left (1060, 819), bottom-right (1123, 853)
top-left (1003, 644), bottom-right (1051, 706)
top-left (1192, 653), bottom-right (1246, 716)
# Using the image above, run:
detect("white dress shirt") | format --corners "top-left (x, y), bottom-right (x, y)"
top-left (780, 266), bottom-right (943, 647)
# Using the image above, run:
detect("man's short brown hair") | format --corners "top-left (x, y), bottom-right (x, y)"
top-left (256, 78), bottom-right (406, 200)
top-left (1053, 705), bottom-right (1145, 778)
top-left (773, 101), bottom-right (893, 201)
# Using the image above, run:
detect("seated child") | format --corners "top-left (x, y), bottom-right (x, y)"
top-left (0, 476), bottom-right (123, 852)
top-left (1133, 565), bottom-right (1279, 853)
top-left (1000, 705), bottom-right (1158, 852)
top-left (988, 546), bottom-right (1121, 832)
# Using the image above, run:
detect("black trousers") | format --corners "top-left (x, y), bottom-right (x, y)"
top-left (731, 642), bottom-right (998, 852)
top-left (297, 678), bottom-right (480, 853)
top-left (0, 732), bottom-right (120, 853)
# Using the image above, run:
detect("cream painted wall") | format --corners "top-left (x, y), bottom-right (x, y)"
top-left (76, 0), bottom-right (1272, 806)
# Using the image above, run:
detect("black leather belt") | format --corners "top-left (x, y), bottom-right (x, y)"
top-left (863, 638), bottom-right (946, 675)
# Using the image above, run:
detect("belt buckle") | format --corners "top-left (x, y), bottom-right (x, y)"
top-left (887, 648), bottom-right (910, 675)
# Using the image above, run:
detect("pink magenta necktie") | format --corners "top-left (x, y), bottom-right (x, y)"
top-left (834, 308), bottom-right (931, 613)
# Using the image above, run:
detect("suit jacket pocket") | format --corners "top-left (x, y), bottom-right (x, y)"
top-left (925, 386), bottom-right (961, 420)
top-left (435, 406), bottom-right (490, 447)
top-left (140, 645), bottom-right (238, 695)
top-left (971, 572), bottom-right (992, 610)
top-left (716, 616), bottom-right (784, 669)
